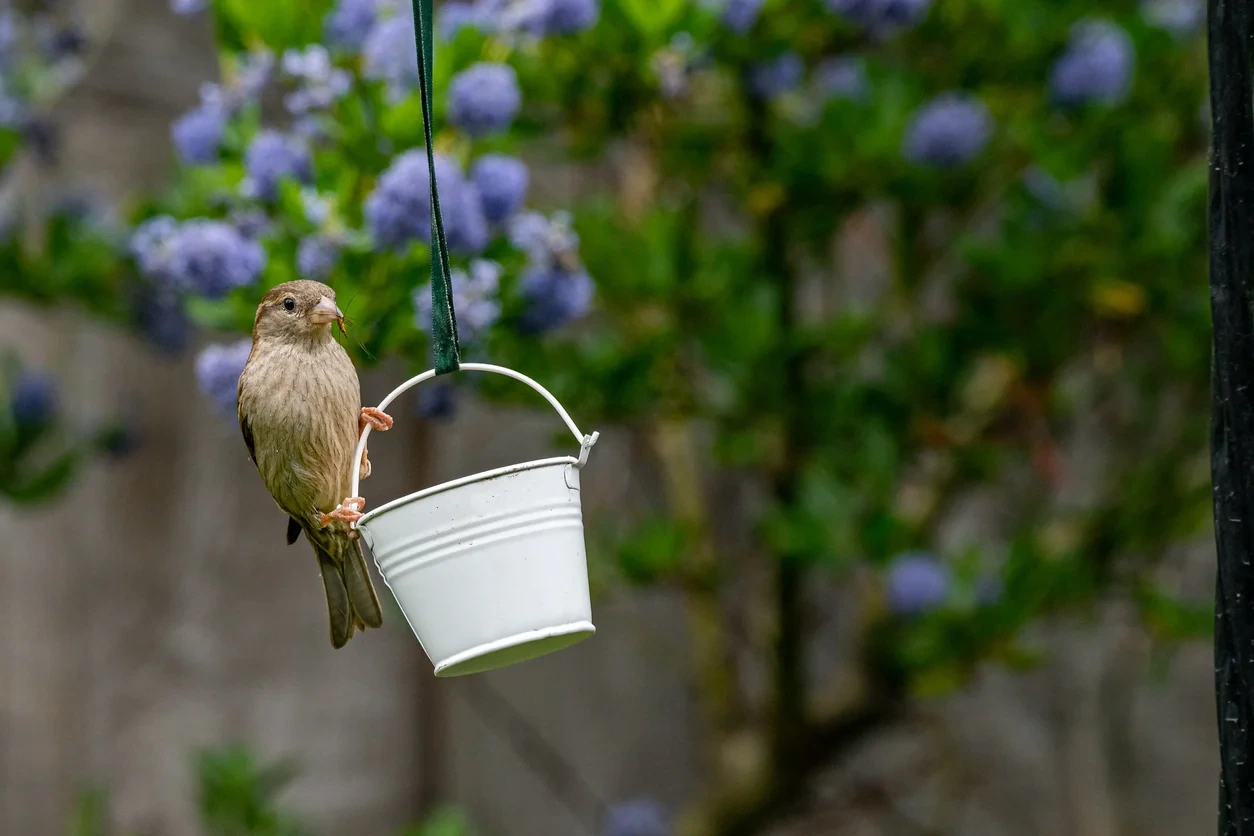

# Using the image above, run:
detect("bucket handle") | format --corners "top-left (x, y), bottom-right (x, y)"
top-left (348, 362), bottom-right (599, 523)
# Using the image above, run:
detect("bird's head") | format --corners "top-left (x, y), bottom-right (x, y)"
top-left (253, 280), bottom-right (346, 343)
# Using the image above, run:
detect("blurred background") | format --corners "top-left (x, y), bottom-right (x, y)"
top-left (0, 0), bottom-right (1218, 834)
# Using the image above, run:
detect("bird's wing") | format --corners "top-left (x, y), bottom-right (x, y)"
top-left (239, 409), bottom-right (256, 465)
top-left (287, 516), bottom-right (303, 545)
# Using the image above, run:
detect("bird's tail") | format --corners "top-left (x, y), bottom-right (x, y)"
top-left (313, 535), bottom-right (384, 649)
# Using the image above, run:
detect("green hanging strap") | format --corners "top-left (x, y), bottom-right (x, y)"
top-left (410, 0), bottom-right (460, 375)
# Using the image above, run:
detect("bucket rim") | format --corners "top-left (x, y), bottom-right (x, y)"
top-left (358, 455), bottom-right (578, 526)
top-left (432, 620), bottom-right (596, 677)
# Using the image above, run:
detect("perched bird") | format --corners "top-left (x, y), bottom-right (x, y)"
top-left (237, 280), bottom-right (394, 648)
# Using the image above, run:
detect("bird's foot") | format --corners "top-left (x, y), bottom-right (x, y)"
top-left (359, 407), bottom-right (393, 434)
top-left (320, 496), bottom-right (366, 528)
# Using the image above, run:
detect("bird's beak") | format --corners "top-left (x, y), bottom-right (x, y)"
top-left (309, 295), bottom-right (344, 329)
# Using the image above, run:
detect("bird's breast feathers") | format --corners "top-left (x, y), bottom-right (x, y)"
top-left (240, 338), bottom-right (361, 515)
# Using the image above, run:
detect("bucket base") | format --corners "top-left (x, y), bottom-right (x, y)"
top-left (432, 621), bottom-right (596, 678)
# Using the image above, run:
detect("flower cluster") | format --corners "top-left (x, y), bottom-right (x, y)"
top-left (1049, 20), bottom-right (1135, 107)
top-left (720, 0), bottom-right (764, 34)
top-left (414, 259), bottom-right (502, 345)
top-left (281, 46), bottom-right (352, 115)
top-left (885, 552), bottom-right (950, 616)
top-left (824, 0), bottom-right (933, 34)
top-left (195, 340), bottom-right (253, 418)
top-left (131, 216), bottom-right (266, 299)
top-left (903, 93), bottom-right (993, 168)
top-left (367, 151), bottom-right (484, 254)
top-left (471, 154), bottom-right (529, 225)
top-left (751, 53), bottom-right (804, 100)
top-left (363, 11), bottom-right (419, 100)
top-left (148, 0), bottom-right (593, 398)
top-left (243, 130), bottom-right (314, 201)
top-left (170, 49), bottom-right (274, 167)
top-left (326, 0), bottom-right (381, 49)
top-left (448, 62), bottom-right (522, 136)
top-left (436, 0), bottom-right (600, 39)
top-left (171, 104), bottom-right (224, 165)
top-left (509, 211), bottom-right (593, 333)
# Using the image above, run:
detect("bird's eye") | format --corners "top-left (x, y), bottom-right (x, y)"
top-left (283, 297), bottom-right (296, 312)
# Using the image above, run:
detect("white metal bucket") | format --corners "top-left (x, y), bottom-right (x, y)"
top-left (349, 363), bottom-right (599, 677)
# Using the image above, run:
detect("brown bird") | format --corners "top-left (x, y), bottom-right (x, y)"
top-left (236, 280), bottom-right (393, 648)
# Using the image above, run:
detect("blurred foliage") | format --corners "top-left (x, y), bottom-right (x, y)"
top-left (0, 354), bottom-right (131, 503)
top-left (0, 0), bottom-right (1221, 829)
top-left (69, 745), bottom-right (475, 836)
top-left (0, 0), bottom-right (1212, 689)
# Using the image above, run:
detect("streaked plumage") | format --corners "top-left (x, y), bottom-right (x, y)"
top-left (237, 280), bottom-right (386, 648)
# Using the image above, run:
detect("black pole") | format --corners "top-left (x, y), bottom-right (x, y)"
top-left (1210, 1), bottom-right (1254, 833)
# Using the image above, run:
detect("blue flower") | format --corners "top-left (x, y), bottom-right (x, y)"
top-left (446, 182), bottom-right (490, 255)
top-left (507, 211), bottom-right (592, 332)
top-left (297, 234), bottom-right (341, 281)
top-left (366, 150), bottom-right (487, 254)
top-left (244, 130), bottom-right (313, 201)
top-left (414, 259), bottom-right (501, 343)
top-left (751, 53), bottom-right (804, 99)
top-left (326, 0), bottom-right (381, 49)
top-left (282, 46), bottom-right (352, 114)
top-left (171, 104), bottom-right (225, 165)
top-left (166, 220), bottom-right (267, 298)
top-left (171, 0), bottom-right (208, 14)
top-left (520, 264), bottom-right (593, 333)
top-left (130, 215), bottom-right (181, 278)
top-left (235, 50), bottom-right (275, 105)
top-left (472, 154), bottom-right (529, 225)
top-left (9, 371), bottom-right (58, 429)
top-left (195, 340), bottom-right (252, 419)
top-left (885, 552), bottom-right (950, 616)
top-left (1049, 21), bottom-right (1135, 107)
top-left (824, 0), bottom-right (932, 33)
top-left (471, 0), bottom-right (553, 35)
top-left (448, 62), bottom-right (521, 137)
top-left (363, 14), bottom-right (418, 100)
top-left (602, 799), bottom-right (671, 836)
top-left (814, 56), bottom-right (869, 102)
top-left (508, 209), bottom-right (579, 262)
top-left (202, 50), bottom-right (274, 114)
top-left (439, 3), bottom-right (487, 39)
top-left (721, 0), bottom-right (763, 33)
top-left (365, 150), bottom-right (431, 251)
top-left (902, 93), bottom-right (992, 167)
top-left (545, 0), bottom-right (599, 33)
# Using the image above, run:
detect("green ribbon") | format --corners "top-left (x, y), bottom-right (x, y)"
top-left (409, 0), bottom-right (460, 374)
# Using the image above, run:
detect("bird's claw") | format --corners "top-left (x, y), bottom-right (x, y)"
top-left (321, 496), bottom-right (366, 528)
top-left (360, 407), bottom-right (393, 434)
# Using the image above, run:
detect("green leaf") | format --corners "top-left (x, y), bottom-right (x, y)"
top-left (616, 0), bottom-right (684, 37)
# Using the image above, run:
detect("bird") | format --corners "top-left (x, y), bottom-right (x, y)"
top-left (236, 279), bottom-right (394, 648)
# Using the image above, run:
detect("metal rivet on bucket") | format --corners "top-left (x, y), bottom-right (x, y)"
top-left (349, 363), bottom-right (598, 677)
